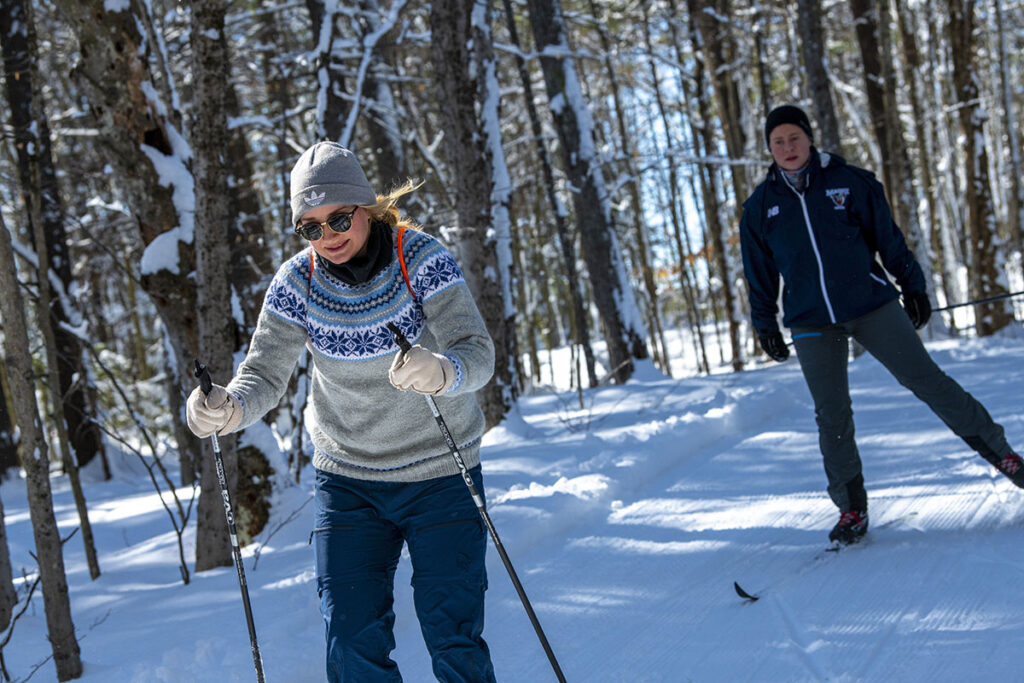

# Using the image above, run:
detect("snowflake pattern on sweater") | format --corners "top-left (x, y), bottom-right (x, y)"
top-left (263, 228), bottom-right (466, 362)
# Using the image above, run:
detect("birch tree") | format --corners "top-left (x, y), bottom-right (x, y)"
top-left (526, 0), bottom-right (648, 383)
top-left (0, 212), bottom-right (82, 681)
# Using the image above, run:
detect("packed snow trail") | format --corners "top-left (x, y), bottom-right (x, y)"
top-left (3, 334), bottom-right (1024, 681)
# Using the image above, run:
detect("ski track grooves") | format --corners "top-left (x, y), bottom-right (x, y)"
top-left (769, 593), bottom-right (829, 682)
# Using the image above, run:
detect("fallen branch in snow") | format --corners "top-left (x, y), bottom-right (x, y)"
top-left (82, 340), bottom-right (197, 586)
top-left (251, 494), bottom-right (313, 571)
top-left (0, 574), bottom-right (40, 682)
top-left (1, 528), bottom-right (79, 682)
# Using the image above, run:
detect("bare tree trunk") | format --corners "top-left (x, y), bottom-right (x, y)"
top-left (224, 84), bottom-right (274, 334)
top-left (850, 0), bottom-right (935, 310)
top-left (1, 0), bottom-right (105, 474)
top-left (351, 0), bottom-right (417, 194)
top-left (925, 6), bottom-right (966, 321)
top-left (588, 0), bottom-right (671, 375)
top-left (307, 0), bottom-right (346, 141)
top-left (683, 0), bottom-right (744, 371)
top-left (0, 370), bottom-right (17, 478)
top-left (895, 0), bottom-right (940, 266)
top-left (527, 0), bottom-right (648, 383)
top-left (501, 0), bottom-right (597, 388)
top-left (1, 0), bottom-right (101, 582)
top-left (27, 157), bottom-right (102, 582)
top-left (752, 3), bottom-right (773, 118)
top-left (0, 212), bottom-right (82, 681)
top-left (0, 489), bottom-right (15, 631)
top-left (430, 0), bottom-right (517, 428)
top-left (850, 0), bottom-right (896, 192)
top-left (796, 0), bottom-right (842, 152)
top-left (947, 0), bottom-right (1012, 334)
top-left (993, 0), bottom-right (1024, 257)
top-left (59, 0), bottom-right (203, 482)
top-left (693, 0), bottom-right (749, 197)
top-left (642, 4), bottom-right (710, 374)
top-left (192, 0), bottom-right (239, 572)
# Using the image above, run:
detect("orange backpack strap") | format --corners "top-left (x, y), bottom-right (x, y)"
top-left (397, 227), bottom-right (416, 300)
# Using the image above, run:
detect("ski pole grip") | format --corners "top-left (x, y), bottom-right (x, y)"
top-left (194, 359), bottom-right (214, 397)
top-left (386, 323), bottom-right (412, 353)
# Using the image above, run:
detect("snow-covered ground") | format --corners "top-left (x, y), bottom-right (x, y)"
top-left (4, 330), bottom-right (1024, 682)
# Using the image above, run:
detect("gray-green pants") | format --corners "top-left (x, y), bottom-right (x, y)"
top-left (792, 299), bottom-right (1011, 511)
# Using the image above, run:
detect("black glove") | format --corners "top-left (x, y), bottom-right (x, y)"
top-left (902, 290), bottom-right (931, 329)
top-left (759, 332), bottom-right (790, 362)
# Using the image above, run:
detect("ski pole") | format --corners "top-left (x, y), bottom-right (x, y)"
top-left (931, 289), bottom-right (1024, 313)
top-left (386, 324), bottom-right (567, 683)
top-left (194, 360), bottom-right (266, 683)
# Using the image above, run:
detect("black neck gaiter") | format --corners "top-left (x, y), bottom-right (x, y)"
top-left (316, 222), bottom-right (395, 286)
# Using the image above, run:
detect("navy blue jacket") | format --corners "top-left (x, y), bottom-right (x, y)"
top-left (739, 149), bottom-right (926, 336)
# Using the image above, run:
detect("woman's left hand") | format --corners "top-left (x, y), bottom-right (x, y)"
top-left (389, 345), bottom-right (456, 395)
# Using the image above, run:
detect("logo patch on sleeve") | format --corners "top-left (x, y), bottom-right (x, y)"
top-left (825, 187), bottom-right (850, 210)
top-left (767, 205), bottom-right (780, 218)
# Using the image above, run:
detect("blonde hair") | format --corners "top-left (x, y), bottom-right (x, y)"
top-left (363, 179), bottom-right (424, 230)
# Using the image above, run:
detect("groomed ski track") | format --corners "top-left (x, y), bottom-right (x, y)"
top-left (452, 334), bottom-right (1024, 682)
top-left (3, 333), bottom-right (1023, 681)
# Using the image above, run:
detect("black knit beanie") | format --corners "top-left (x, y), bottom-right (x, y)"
top-left (764, 105), bottom-right (813, 147)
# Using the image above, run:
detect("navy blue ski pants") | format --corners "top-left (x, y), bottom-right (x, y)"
top-left (312, 466), bottom-right (496, 683)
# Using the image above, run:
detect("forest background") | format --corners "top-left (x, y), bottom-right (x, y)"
top-left (1, 0), bottom-right (1023, 679)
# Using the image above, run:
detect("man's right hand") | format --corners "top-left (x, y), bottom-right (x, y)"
top-left (759, 332), bottom-right (790, 362)
top-left (186, 384), bottom-right (242, 437)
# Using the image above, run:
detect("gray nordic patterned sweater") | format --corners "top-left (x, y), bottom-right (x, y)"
top-left (226, 226), bottom-right (495, 482)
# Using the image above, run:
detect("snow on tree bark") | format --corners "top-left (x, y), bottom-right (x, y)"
top-left (526, 0), bottom-right (648, 384)
top-left (58, 0), bottom-right (204, 477)
top-left (946, 0), bottom-right (1012, 334)
top-left (430, 0), bottom-right (517, 428)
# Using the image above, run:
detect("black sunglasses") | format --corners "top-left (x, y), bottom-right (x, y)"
top-left (295, 207), bottom-right (358, 241)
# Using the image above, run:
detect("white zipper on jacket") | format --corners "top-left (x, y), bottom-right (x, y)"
top-left (783, 174), bottom-right (837, 324)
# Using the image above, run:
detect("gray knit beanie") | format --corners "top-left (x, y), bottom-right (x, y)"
top-left (289, 142), bottom-right (377, 225)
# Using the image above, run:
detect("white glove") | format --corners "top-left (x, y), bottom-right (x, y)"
top-left (186, 384), bottom-right (242, 437)
top-left (389, 345), bottom-right (456, 395)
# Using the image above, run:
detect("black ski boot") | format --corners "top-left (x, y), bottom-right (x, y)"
top-left (990, 452), bottom-right (1024, 488)
top-left (829, 474), bottom-right (868, 545)
top-left (829, 509), bottom-right (869, 545)
top-left (967, 438), bottom-right (1024, 488)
